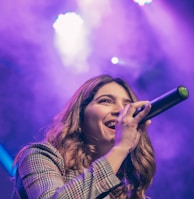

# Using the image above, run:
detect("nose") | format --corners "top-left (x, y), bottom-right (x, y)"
top-left (111, 103), bottom-right (124, 116)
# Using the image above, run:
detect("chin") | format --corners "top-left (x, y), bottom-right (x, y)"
top-left (104, 137), bottom-right (115, 146)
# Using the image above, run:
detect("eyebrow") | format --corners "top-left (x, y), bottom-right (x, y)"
top-left (94, 94), bottom-right (132, 103)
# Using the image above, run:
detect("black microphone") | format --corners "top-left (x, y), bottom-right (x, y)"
top-left (133, 86), bottom-right (189, 124)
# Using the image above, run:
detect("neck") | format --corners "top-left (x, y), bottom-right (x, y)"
top-left (93, 141), bottom-right (114, 160)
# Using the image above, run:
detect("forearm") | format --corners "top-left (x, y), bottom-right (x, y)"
top-left (105, 145), bottom-right (129, 174)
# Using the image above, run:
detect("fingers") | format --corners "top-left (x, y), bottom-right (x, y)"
top-left (114, 101), bottom-right (151, 153)
top-left (133, 103), bottom-right (151, 124)
top-left (117, 101), bottom-right (151, 125)
top-left (139, 119), bottom-right (152, 132)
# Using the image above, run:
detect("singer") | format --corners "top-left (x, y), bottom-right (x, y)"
top-left (11, 74), bottom-right (156, 199)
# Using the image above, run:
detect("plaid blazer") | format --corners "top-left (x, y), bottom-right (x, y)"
top-left (11, 142), bottom-right (121, 199)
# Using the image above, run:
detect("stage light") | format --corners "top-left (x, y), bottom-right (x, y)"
top-left (111, 57), bottom-right (119, 64)
top-left (133, 0), bottom-right (152, 6)
top-left (53, 12), bottom-right (84, 55)
top-left (0, 144), bottom-right (16, 176)
top-left (53, 12), bottom-right (83, 35)
top-left (53, 12), bottom-right (90, 72)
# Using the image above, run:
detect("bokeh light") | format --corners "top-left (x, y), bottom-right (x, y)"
top-left (53, 12), bottom-right (90, 73)
top-left (111, 56), bottom-right (119, 64)
top-left (133, 0), bottom-right (152, 6)
top-left (0, 145), bottom-right (16, 177)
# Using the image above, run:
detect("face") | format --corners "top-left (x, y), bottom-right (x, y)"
top-left (82, 82), bottom-right (132, 153)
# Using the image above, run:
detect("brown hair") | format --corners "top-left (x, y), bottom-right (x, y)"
top-left (46, 74), bottom-right (156, 198)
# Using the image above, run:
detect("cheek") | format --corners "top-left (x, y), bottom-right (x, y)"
top-left (84, 107), bottom-right (100, 128)
top-left (83, 105), bottom-right (107, 132)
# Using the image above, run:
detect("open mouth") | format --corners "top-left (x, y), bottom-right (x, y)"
top-left (105, 121), bottom-right (116, 130)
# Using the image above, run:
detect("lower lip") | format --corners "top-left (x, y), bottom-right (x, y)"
top-left (107, 127), bottom-right (115, 133)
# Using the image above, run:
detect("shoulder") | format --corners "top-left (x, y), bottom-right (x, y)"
top-left (19, 141), bottom-right (61, 157)
top-left (16, 142), bottom-right (64, 172)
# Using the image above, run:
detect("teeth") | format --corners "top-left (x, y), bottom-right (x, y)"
top-left (106, 121), bottom-right (116, 129)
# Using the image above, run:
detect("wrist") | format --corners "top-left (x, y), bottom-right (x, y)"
top-left (104, 146), bottom-right (129, 174)
top-left (111, 145), bottom-right (129, 157)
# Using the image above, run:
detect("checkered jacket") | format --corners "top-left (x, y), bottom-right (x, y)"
top-left (11, 142), bottom-right (121, 199)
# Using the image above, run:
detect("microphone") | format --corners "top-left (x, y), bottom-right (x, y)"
top-left (133, 86), bottom-right (189, 124)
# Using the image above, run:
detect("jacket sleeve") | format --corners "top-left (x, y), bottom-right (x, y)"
top-left (16, 143), bottom-right (121, 199)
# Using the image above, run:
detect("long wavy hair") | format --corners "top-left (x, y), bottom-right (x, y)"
top-left (45, 74), bottom-right (156, 199)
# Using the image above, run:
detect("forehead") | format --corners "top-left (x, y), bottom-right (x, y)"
top-left (94, 82), bottom-right (130, 98)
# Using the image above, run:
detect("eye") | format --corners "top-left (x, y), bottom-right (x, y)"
top-left (98, 98), bottom-right (113, 104)
top-left (123, 101), bottom-right (131, 106)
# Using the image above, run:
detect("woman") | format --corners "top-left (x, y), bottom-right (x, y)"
top-left (12, 74), bottom-right (156, 199)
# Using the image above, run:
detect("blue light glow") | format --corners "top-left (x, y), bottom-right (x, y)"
top-left (0, 144), bottom-right (16, 176)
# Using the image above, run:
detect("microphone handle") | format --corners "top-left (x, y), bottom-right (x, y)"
top-left (133, 86), bottom-right (189, 124)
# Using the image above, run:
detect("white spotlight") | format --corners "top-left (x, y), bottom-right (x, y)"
top-left (111, 57), bottom-right (119, 64)
top-left (53, 12), bottom-right (83, 35)
top-left (133, 0), bottom-right (152, 6)
top-left (53, 12), bottom-right (84, 55)
top-left (53, 12), bottom-right (90, 73)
